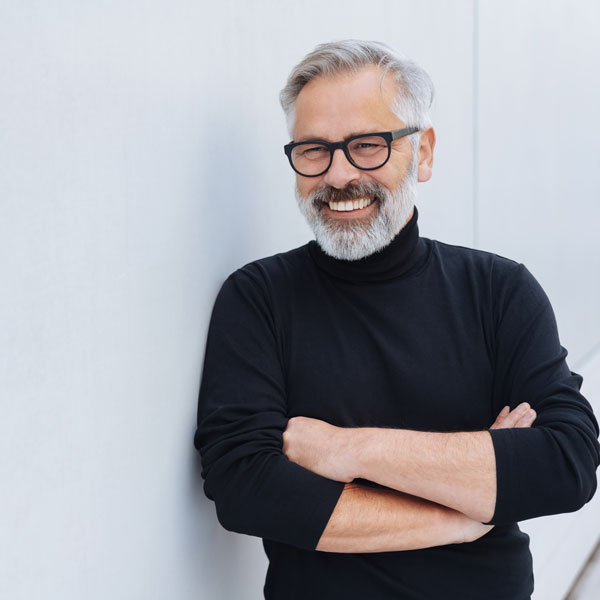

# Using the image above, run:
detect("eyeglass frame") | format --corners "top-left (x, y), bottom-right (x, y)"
top-left (283, 126), bottom-right (419, 178)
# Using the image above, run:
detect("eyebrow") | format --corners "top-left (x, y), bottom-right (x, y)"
top-left (294, 130), bottom-right (378, 143)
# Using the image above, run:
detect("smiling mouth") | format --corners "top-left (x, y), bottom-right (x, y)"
top-left (325, 196), bottom-right (377, 212)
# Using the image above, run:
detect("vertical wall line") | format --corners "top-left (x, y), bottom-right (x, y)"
top-left (473, 0), bottom-right (480, 249)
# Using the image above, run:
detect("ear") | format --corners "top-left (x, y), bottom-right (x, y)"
top-left (417, 127), bottom-right (436, 182)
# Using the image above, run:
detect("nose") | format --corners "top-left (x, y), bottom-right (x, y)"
top-left (322, 148), bottom-right (361, 189)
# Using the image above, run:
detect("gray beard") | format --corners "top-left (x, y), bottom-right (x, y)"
top-left (295, 160), bottom-right (417, 261)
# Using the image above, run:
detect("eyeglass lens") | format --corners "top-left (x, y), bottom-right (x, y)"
top-left (291, 135), bottom-right (389, 176)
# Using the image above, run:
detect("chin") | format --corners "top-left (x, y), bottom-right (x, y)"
top-left (296, 182), bottom-right (416, 262)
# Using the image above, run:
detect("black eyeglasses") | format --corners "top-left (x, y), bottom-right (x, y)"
top-left (283, 127), bottom-right (419, 177)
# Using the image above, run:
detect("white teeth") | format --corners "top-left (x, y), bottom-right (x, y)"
top-left (328, 197), bottom-right (375, 211)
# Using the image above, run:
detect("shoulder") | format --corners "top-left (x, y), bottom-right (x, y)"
top-left (428, 238), bottom-right (531, 282)
top-left (428, 238), bottom-right (519, 275)
top-left (217, 243), bottom-right (312, 306)
top-left (427, 238), bottom-right (548, 309)
top-left (206, 244), bottom-right (312, 333)
top-left (229, 243), bottom-right (311, 288)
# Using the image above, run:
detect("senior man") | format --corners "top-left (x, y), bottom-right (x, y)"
top-left (195, 40), bottom-right (600, 599)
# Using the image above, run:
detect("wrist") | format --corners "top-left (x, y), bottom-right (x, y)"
top-left (353, 427), bottom-right (409, 481)
top-left (347, 427), bottom-right (375, 480)
top-left (432, 506), bottom-right (475, 546)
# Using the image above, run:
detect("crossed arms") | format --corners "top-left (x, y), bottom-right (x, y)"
top-left (195, 265), bottom-right (600, 553)
top-left (282, 404), bottom-right (535, 553)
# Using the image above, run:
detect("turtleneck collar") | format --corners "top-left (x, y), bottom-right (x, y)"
top-left (307, 206), bottom-right (429, 283)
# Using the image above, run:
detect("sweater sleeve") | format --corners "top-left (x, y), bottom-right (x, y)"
top-left (194, 267), bottom-right (345, 549)
top-left (488, 263), bottom-right (600, 525)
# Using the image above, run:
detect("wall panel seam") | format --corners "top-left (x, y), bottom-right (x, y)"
top-left (472, 0), bottom-right (479, 249)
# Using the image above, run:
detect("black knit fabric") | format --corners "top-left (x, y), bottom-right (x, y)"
top-left (195, 207), bottom-right (599, 599)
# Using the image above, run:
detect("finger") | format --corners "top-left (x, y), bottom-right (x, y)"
top-left (514, 408), bottom-right (537, 428)
top-left (503, 402), bottom-right (531, 428)
top-left (490, 403), bottom-right (532, 430)
top-left (282, 429), bottom-right (291, 453)
top-left (497, 405), bottom-right (510, 420)
top-left (490, 406), bottom-right (510, 429)
top-left (491, 405), bottom-right (519, 429)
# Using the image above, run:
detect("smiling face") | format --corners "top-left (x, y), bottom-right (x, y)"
top-left (292, 66), bottom-right (434, 260)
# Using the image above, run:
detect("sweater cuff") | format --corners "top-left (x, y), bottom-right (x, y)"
top-left (298, 476), bottom-right (345, 550)
top-left (488, 428), bottom-right (518, 525)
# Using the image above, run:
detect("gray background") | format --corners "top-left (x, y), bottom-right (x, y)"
top-left (1, 1), bottom-right (599, 598)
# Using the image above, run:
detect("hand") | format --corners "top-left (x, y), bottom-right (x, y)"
top-left (282, 416), bottom-right (357, 482)
top-left (490, 402), bottom-right (536, 430)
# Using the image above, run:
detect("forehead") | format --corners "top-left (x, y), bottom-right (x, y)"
top-left (293, 65), bottom-right (402, 141)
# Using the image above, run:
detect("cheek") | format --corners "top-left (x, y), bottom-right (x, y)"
top-left (371, 166), bottom-right (404, 192)
top-left (295, 176), bottom-right (308, 196)
top-left (296, 176), bottom-right (320, 198)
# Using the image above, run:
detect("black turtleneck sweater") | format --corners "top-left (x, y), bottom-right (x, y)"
top-left (195, 208), bottom-right (599, 599)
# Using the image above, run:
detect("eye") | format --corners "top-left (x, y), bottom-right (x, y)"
top-left (349, 136), bottom-right (387, 156)
top-left (298, 145), bottom-right (329, 159)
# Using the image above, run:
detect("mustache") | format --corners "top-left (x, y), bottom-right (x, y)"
top-left (309, 182), bottom-right (386, 206)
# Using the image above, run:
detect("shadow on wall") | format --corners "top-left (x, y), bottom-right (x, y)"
top-left (184, 109), bottom-right (266, 598)
top-left (197, 107), bottom-right (261, 284)
top-left (186, 446), bottom-right (255, 600)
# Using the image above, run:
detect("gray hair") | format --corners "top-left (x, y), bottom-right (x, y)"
top-left (280, 40), bottom-right (434, 140)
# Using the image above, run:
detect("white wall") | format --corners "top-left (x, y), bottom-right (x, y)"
top-left (1, 2), bottom-right (598, 599)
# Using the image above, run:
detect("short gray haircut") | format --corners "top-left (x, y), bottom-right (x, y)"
top-left (280, 40), bottom-right (434, 139)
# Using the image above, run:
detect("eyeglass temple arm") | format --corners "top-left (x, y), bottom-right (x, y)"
top-left (391, 126), bottom-right (420, 140)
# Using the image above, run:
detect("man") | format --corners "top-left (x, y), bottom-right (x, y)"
top-left (195, 40), bottom-right (599, 599)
